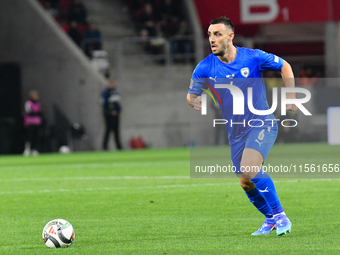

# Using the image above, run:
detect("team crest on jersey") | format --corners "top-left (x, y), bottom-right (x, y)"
top-left (240, 67), bottom-right (250, 78)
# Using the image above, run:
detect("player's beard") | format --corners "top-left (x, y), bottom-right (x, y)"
top-left (212, 42), bottom-right (228, 57)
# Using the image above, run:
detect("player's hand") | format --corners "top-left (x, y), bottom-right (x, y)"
top-left (286, 104), bottom-right (297, 112)
top-left (194, 96), bottom-right (202, 111)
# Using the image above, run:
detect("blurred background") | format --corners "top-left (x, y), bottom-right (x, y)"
top-left (0, 0), bottom-right (339, 154)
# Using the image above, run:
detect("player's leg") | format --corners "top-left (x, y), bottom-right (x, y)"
top-left (112, 115), bottom-right (122, 150)
top-left (31, 125), bottom-right (40, 156)
top-left (240, 149), bottom-right (280, 235)
top-left (102, 115), bottom-right (111, 150)
top-left (231, 141), bottom-right (273, 235)
top-left (23, 125), bottom-right (33, 156)
top-left (242, 127), bottom-right (291, 236)
top-left (239, 177), bottom-right (275, 235)
top-left (239, 177), bottom-right (273, 218)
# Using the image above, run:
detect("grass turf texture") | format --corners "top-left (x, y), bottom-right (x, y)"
top-left (0, 143), bottom-right (339, 255)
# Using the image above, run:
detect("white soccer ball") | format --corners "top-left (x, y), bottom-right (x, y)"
top-left (42, 219), bottom-right (75, 248)
top-left (59, 145), bottom-right (71, 154)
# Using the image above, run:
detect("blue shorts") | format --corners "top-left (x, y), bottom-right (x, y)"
top-left (231, 126), bottom-right (278, 174)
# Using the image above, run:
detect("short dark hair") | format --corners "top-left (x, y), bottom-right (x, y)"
top-left (210, 17), bottom-right (234, 32)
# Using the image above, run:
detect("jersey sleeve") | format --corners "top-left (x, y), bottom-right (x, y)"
top-left (188, 62), bottom-right (207, 96)
top-left (256, 49), bottom-right (284, 72)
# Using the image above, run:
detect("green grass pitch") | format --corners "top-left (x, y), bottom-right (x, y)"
top-left (0, 143), bottom-right (339, 254)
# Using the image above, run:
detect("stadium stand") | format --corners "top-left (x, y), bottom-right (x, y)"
top-left (37, 0), bottom-right (104, 58)
top-left (125, 0), bottom-right (193, 63)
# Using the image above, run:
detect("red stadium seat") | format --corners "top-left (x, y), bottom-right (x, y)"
top-left (61, 24), bottom-right (70, 33)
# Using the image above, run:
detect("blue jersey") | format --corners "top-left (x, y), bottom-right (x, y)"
top-left (188, 46), bottom-right (283, 144)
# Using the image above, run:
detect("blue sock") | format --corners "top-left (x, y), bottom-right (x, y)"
top-left (245, 188), bottom-right (273, 219)
top-left (250, 170), bottom-right (284, 215)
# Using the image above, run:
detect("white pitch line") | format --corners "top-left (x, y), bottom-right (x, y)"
top-left (0, 182), bottom-right (227, 195)
top-left (0, 160), bottom-right (189, 171)
top-left (1, 175), bottom-right (339, 183)
top-left (0, 178), bottom-right (338, 196)
top-left (3, 175), bottom-right (190, 182)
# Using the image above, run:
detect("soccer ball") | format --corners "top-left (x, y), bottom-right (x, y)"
top-left (42, 219), bottom-right (75, 248)
top-left (59, 145), bottom-right (71, 154)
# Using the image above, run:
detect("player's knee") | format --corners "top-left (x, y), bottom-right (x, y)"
top-left (239, 179), bottom-right (254, 191)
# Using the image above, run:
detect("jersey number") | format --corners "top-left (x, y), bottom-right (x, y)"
top-left (258, 130), bottom-right (265, 140)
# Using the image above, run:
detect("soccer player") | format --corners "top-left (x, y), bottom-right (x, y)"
top-left (186, 17), bottom-right (297, 236)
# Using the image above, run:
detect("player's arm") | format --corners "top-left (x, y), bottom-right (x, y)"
top-left (187, 61), bottom-right (207, 110)
top-left (186, 93), bottom-right (202, 111)
top-left (280, 60), bottom-right (297, 112)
